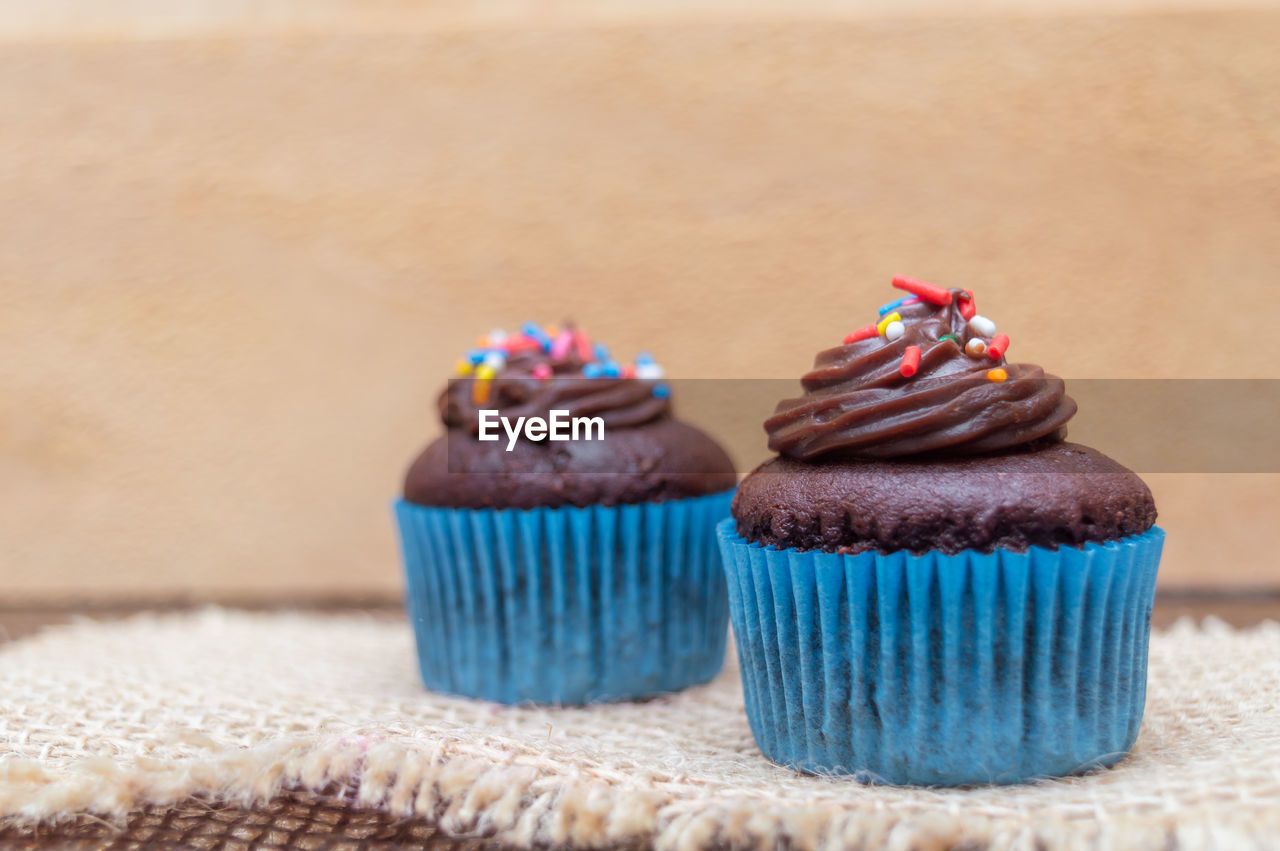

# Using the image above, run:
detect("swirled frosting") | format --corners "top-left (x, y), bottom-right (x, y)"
top-left (766, 281), bottom-right (1076, 460)
top-left (441, 322), bottom-right (670, 434)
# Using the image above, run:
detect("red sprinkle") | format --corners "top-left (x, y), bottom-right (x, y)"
top-left (957, 289), bottom-right (977, 320)
top-left (900, 345), bottom-right (922, 377)
top-left (574, 330), bottom-right (593, 362)
top-left (988, 333), bottom-right (1010, 360)
top-left (622, 364), bottom-right (636, 378)
top-left (531, 363), bottom-right (552, 380)
top-left (843, 325), bottom-right (879, 345)
top-left (892, 276), bottom-right (953, 306)
top-left (504, 336), bottom-right (541, 354)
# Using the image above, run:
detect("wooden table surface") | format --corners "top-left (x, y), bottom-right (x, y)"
top-left (1, 596), bottom-right (1276, 850)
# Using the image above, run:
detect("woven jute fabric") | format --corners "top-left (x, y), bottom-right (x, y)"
top-left (1, 611), bottom-right (1278, 850)
top-left (0, 789), bottom-right (495, 850)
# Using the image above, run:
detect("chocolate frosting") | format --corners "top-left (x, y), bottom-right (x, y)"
top-left (765, 289), bottom-right (1076, 460)
top-left (440, 329), bottom-right (668, 434)
top-left (406, 321), bottom-right (736, 509)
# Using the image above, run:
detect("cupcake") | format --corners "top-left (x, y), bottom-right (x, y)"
top-left (719, 277), bottom-right (1163, 785)
top-left (396, 322), bottom-right (736, 705)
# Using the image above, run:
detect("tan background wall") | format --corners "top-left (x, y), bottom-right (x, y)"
top-left (2, 3), bottom-right (1278, 602)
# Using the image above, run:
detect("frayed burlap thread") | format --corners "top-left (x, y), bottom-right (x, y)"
top-left (1, 610), bottom-right (1278, 850)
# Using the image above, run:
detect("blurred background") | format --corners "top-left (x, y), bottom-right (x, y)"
top-left (2, 0), bottom-right (1278, 610)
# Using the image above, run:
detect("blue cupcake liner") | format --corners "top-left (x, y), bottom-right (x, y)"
top-left (718, 519), bottom-right (1164, 785)
top-left (394, 490), bottom-right (733, 705)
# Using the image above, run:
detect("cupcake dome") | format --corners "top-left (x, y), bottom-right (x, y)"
top-left (720, 277), bottom-right (1163, 785)
top-left (733, 444), bottom-right (1156, 556)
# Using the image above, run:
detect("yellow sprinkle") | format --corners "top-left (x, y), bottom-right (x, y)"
top-left (454, 359), bottom-right (474, 376)
top-left (473, 364), bottom-right (497, 403)
top-left (876, 312), bottom-right (901, 336)
top-left (987, 368), bottom-right (1008, 383)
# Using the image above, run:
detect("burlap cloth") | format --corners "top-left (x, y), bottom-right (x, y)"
top-left (2, 610), bottom-right (1278, 850)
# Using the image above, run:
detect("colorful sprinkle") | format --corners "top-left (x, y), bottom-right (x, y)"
top-left (900, 345), bottom-right (922, 377)
top-left (987, 368), bottom-right (1008, 383)
top-left (635, 351), bottom-right (655, 365)
top-left (652, 382), bottom-right (671, 399)
top-left (878, 296), bottom-right (924, 315)
top-left (938, 334), bottom-right (958, 344)
top-left (521, 321), bottom-right (553, 352)
top-left (473, 364), bottom-right (496, 403)
top-left (636, 362), bottom-right (665, 380)
top-left (987, 333), bottom-right (1010, 360)
top-left (482, 351), bottom-right (506, 369)
top-left (593, 342), bottom-right (611, 361)
top-left (957, 289), bottom-right (977, 320)
top-left (601, 360), bottom-right (622, 378)
top-left (503, 336), bottom-right (541, 355)
top-left (843, 325), bottom-right (879, 345)
top-left (892, 275), bottom-right (953, 306)
top-left (550, 330), bottom-right (574, 360)
top-left (876, 312), bottom-right (902, 337)
top-left (622, 365), bottom-right (636, 378)
top-left (531, 363), bottom-right (552, 380)
top-left (878, 296), bottom-right (911, 316)
top-left (574, 330), bottom-right (593, 362)
top-left (453, 359), bottom-right (474, 376)
top-left (968, 314), bottom-right (997, 337)
top-left (582, 363), bottom-right (604, 378)
top-left (965, 338), bottom-right (987, 358)
top-left (884, 320), bottom-right (905, 342)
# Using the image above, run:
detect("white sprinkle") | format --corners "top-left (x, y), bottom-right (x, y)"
top-left (482, 351), bottom-right (506, 369)
top-left (966, 338), bottom-right (987, 357)
top-left (969, 314), bottom-right (997, 337)
top-left (488, 328), bottom-right (508, 344)
top-left (884, 321), bottom-right (905, 342)
top-left (635, 363), bottom-right (665, 380)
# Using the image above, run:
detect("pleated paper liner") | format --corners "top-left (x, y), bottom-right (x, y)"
top-left (718, 519), bottom-right (1164, 786)
top-left (394, 490), bottom-right (733, 705)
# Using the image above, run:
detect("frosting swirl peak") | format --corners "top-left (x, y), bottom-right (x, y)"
top-left (766, 279), bottom-right (1076, 460)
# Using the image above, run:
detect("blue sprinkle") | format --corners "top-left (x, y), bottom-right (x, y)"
top-left (635, 350), bottom-right (655, 365)
top-left (602, 360), bottom-right (621, 378)
top-left (652, 382), bottom-right (670, 399)
top-left (878, 297), bottom-right (910, 316)
top-left (593, 342), bottom-right (611, 361)
top-left (582, 363), bottom-right (604, 379)
top-left (466, 348), bottom-right (490, 364)
top-left (521, 322), bottom-right (553, 350)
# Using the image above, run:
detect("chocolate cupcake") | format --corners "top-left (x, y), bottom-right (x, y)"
top-left (718, 278), bottom-right (1164, 785)
top-left (396, 322), bottom-right (736, 705)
